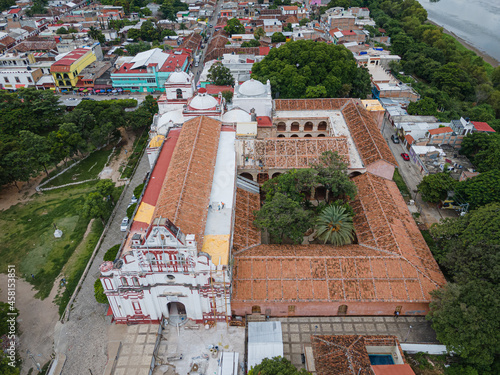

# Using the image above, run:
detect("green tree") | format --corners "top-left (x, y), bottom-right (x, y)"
top-left (221, 90), bottom-right (233, 103)
top-left (427, 281), bottom-right (500, 368)
top-left (160, 0), bottom-right (188, 21)
top-left (315, 205), bottom-right (354, 245)
top-left (81, 191), bottom-right (109, 225)
top-left (455, 170), bottom-right (500, 209)
top-left (407, 96), bottom-right (438, 116)
top-left (94, 279), bottom-right (108, 304)
top-left (248, 356), bottom-right (310, 375)
top-left (254, 192), bottom-right (312, 244)
top-left (283, 23), bottom-right (293, 32)
top-left (103, 244), bottom-right (121, 262)
top-left (134, 183), bottom-right (145, 198)
top-left (271, 32), bottom-right (286, 43)
top-left (311, 151), bottom-right (357, 203)
top-left (241, 39), bottom-right (261, 47)
top-left (305, 85), bottom-right (327, 98)
top-left (417, 172), bottom-right (456, 203)
top-left (88, 26), bottom-right (105, 44)
top-left (251, 40), bottom-right (371, 99)
top-left (224, 18), bottom-right (245, 35)
top-left (262, 168), bottom-right (317, 204)
top-left (96, 179), bottom-right (115, 203)
top-left (207, 62), bottom-right (235, 86)
top-left (19, 130), bottom-right (53, 176)
top-left (299, 17), bottom-right (310, 26)
top-left (254, 27), bottom-right (265, 40)
top-left (56, 27), bottom-right (68, 34)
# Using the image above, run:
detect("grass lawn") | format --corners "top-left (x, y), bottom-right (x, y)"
top-left (43, 147), bottom-right (114, 188)
top-left (393, 168), bottom-right (411, 198)
top-left (0, 181), bottom-right (122, 306)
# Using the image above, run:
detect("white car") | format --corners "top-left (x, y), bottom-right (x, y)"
top-left (120, 217), bottom-right (129, 232)
top-left (131, 196), bottom-right (138, 204)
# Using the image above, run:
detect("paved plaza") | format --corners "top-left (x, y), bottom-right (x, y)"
top-left (274, 316), bottom-right (438, 370)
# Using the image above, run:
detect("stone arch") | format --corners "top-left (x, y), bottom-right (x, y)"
top-left (291, 134), bottom-right (299, 138)
top-left (315, 186), bottom-right (326, 201)
top-left (291, 122), bottom-right (300, 132)
top-left (277, 122), bottom-right (286, 132)
top-left (318, 121), bottom-right (327, 131)
top-left (304, 134), bottom-right (312, 137)
top-left (317, 134), bottom-right (326, 137)
top-left (176, 88), bottom-right (183, 99)
top-left (240, 172), bottom-right (253, 181)
top-left (272, 172), bottom-right (281, 179)
top-left (277, 134), bottom-right (286, 138)
top-left (257, 173), bottom-right (269, 184)
top-left (349, 171), bottom-right (362, 178)
top-left (304, 121), bottom-right (313, 131)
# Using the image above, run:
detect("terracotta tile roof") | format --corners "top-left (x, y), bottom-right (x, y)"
top-left (274, 98), bottom-right (350, 111)
top-left (232, 173), bottom-right (445, 303)
top-left (233, 187), bottom-right (261, 252)
top-left (428, 126), bottom-right (453, 135)
top-left (404, 134), bottom-right (414, 144)
top-left (311, 335), bottom-right (410, 375)
top-left (285, 15), bottom-right (299, 24)
top-left (179, 32), bottom-right (202, 51)
top-left (245, 137), bottom-right (350, 169)
top-left (0, 36), bottom-right (16, 47)
top-left (471, 121), bottom-right (495, 132)
top-left (154, 116), bottom-right (222, 250)
top-left (342, 100), bottom-right (397, 167)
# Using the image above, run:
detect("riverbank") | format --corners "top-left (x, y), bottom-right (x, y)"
top-left (426, 19), bottom-right (499, 67)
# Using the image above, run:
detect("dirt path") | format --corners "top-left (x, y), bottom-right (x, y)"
top-left (99, 128), bottom-right (136, 186)
top-left (0, 274), bottom-right (59, 373)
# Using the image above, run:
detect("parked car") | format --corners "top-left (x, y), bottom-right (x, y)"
top-left (131, 196), bottom-right (138, 204)
top-left (391, 134), bottom-right (400, 144)
top-left (120, 217), bottom-right (129, 232)
top-left (401, 153), bottom-right (410, 161)
top-left (81, 97), bottom-right (95, 101)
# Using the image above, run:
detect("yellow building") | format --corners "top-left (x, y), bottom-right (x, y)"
top-left (50, 48), bottom-right (96, 90)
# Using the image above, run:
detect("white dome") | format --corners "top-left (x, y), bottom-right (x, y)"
top-left (238, 79), bottom-right (266, 97)
top-left (157, 109), bottom-right (185, 134)
top-left (222, 108), bottom-right (251, 123)
top-left (167, 70), bottom-right (191, 84)
top-left (189, 92), bottom-right (218, 110)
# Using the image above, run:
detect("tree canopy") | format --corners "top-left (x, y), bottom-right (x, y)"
top-left (454, 170), bottom-right (500, 210)
top-left (160, 0), bottom-right (188, 21)
top-left (251, 40), bottom-right (371, 99)
top-left (207, 62), bottom-right (235, 86)
top-left (315, 205), bottom-right (355, 245)
top-left (248, 356), bottom-right (310, 375)
top-left (417, 172), bottom-right (456, 203)
top-left (407, 96), bottom-right (438, 116)
top-left (224, 18), bottom-right (245, 35)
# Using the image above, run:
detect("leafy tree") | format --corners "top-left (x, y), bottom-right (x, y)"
top-left (96, 179), bottom-right (115, 203)
top-left (19, 130), bottom-right (53, 176)
top-left (224, 18), bottom-right (245, 35)
top-left (241, 39), bottom-right (260, 47)
top-left (87, 26), bottom-right (105, 44)
top-left (455, 170), bottom-right (500, 209)
top-left (427, 280), bottom-right (500, 368)
top-left (160, 0), bottom-right (188, 21)
top-left (103, 244), bottom-right (121, 262)
top-left (460, 132), bottom-right (498, 161)
top-left (221, 90), bottom-right (233, 103)
top-left (56, 27), bottom-right (68, 34)
top-left (271, 32), bottom-right (286, 43)
top-left (407, 97), bottom-right (438, 116)
top-left (251, 40), bottom-right (371, 98)
top-left (262, 168), bottom-right (317, 204)
top-left (254, 27), bottom-right (265, 40)
top-left (254, 192), bottom-right (312, 244)
top-left (81, 191), bottom-right (110, 225)
top-left (134, 183), bottom-right (145, 198)
top-left (315, 205), bottom-right (354, 245)
top-left (305, 85), bottom-right (327, 98)
top-left (283, 23), bottom-right (293, 32)
top-left (311, 151), bottom-right (357, 203)
top-left (248, 356), bottom-right (310, 375)
top-left (299, 17), bottom-right (310, 26)
top-left (142, 94), bottom-right (159, 115)
top-left (207, 62), bottom-right (235, 86)
top-left (94, 279), bottom-right (108, 304)
top-left (417, 172), bottom-right (456, 203)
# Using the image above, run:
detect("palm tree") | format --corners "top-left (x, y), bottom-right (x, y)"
top-left (315, 205), bottom-right (354, 246)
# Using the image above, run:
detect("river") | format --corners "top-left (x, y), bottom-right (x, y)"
top-left (416, 0), bottom-right (500, 63)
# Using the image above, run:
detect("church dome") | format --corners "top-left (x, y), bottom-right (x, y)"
top-left (189, 89), bottom-right (218, 110)
top-left (238, 79), bottom-right (266, 97)
top-left (222, 108), bottom-right (251, 123)
top-left (167, 69), bottom-right (191, 84)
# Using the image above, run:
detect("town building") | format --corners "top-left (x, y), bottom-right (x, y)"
top-left (50, 47), bottom-right (97, 91)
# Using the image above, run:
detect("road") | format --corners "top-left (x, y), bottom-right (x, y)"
top-left (381, 119), bottom-right (457, 225)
